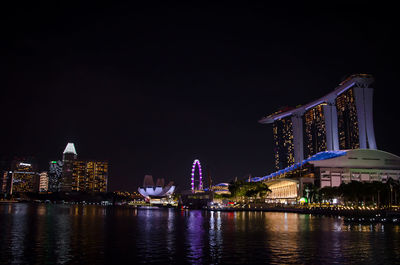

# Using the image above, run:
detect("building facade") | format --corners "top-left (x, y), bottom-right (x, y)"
top-left (260, 74), bottom-right (376, 170)
top-left (272, 116), bottom-right (294, 170)
top-left (72, 160), bottom-right (108, 192)
top-left (61, 143), bottom-right (77, 192)
top-left (252, 149), bottom-right (400, 202)
top-left (336, 88), bottom-right (360, 150)
top-left (60, 143), bottom-right (108, 193)
top-left (39, 172), bottom-right (49, 192)
top-left (48, 160), bottom-right (63, 192)
top-left (1, 171), bottom-right (12, 195)
top-left (11, 161), bottom-right (38, 194)
top-left (304, 104), bottom-right (327, 158)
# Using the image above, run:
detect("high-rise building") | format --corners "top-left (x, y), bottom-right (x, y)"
top-left (48, 160), bottom-right (63, 192)
top-left (11, 161), bottom-right (38, 194)
top-left (71, 161), bottom-right (108, 192)
top-left (1, 171), bottom-right (12, 195)
top-left (61, 143), bottom-right (77, 192)
top-left (304, 104), bottom-right (327, 158)
top-left (260, 74), bottom-right (376, 170)
top-left (60, 143), bottom-right (108, 193)
top-left (86, 161), bottom-right (108, 193)
top-left (72, 160), bottom-right (86, 191)
top-left (39, 172), bottom-right (49, 192)
top-left (272, 116), bottom-right (294, 170)
top-left (0, 156), bottom-right (12, 195)
top-left (336, 88), bottom-right (360, 149)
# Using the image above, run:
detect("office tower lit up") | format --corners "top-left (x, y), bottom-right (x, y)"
top-left (71, 161), bottom-right (108, 192)
top-left (48, 160), bottom-right (63, 192)
top-left (11, 161), bottom-right (38, 193)
top-left (60, 143), bottom-right (108, 193)
top-left (39, 172), bottom-right (49, 192)
top-left (61, 143), bottom-right (77, 192)
top-left (72, 160), bottom-right (86, 191)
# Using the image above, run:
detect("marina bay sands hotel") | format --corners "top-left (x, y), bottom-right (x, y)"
top-left (254, 74), bottom-right (400, 201)
top-left (260, 74), bottom-right (376, 171)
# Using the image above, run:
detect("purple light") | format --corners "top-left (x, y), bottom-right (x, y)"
top-left (191, 159), bottom-right (203, 193)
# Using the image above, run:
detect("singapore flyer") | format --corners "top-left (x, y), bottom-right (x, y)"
top-left (191, 159), bottom-right (203, 192)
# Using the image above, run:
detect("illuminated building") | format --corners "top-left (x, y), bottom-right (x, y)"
top-left (48, 160), bottom-right (63, 192)
top-left (59, 143), bottom-right (108, 193)
top-left (336, 87), bottom-right (360, 149)
top-left (260, 74), bottom-right (376, 170)
top-left (272, 116), bottom-right (294, 170)
top-left (88, 161), bottom-right (108, 193)
top-left (72, 160), bottom-right (86, 191)
top-left (210, 183), bottom-right (231, 195)
top-left (251, 149), bottom-right (400, 202)
top-left (11, 161), bottom-right (38, 194)
top-left (138, 175), bottom-right (175, 198)
top-left (0, 157), bottom-right (12, 194)
top-left (39, 172), bottom-right (49, 192)
top-left (61, 143), bottom-right (77, 192)
top-left (304, 104), bottom-right (327, 158)
top-left (72, 161), bottom-right (108, 192)
top-left (1, 171), bottom-right (12, 195)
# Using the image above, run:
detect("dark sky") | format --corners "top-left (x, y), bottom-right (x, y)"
top-left (1, 2), bottom-right (399, 191)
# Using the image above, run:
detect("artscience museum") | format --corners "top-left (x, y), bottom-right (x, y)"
top-left (138, 175), bottom-right (175, 198)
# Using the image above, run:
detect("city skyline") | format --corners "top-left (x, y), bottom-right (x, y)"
top-left (2, 2), bottom-right (399, 191)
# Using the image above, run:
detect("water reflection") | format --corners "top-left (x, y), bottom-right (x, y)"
top-left (186, 210), bottom-right (204, 264)
top-left (166, 209), bottom-right (175, 257)
top-left (54, 208), bottom-right (71, 264)
top-left (209, 211), bottom-right (223, 263)
top-left (0, 204), bottom-right (400, 264)
top-left (10, 204), bottom-right (27, 264)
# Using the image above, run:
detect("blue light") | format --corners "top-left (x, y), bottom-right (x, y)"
top-left (256, 150), bottom-right (347, 182)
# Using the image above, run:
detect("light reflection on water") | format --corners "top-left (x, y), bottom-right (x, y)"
top-left (0, 204), bottom-right (399, 264)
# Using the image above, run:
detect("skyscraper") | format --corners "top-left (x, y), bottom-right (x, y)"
top-left (304, 104), bottom-right (327, 158)
top-left (10, 161), bottom-right (38, 194)
top-left (260, 74), bottom-right (376, 170)
top-left (1, 171), bottom-right (12, 195)
top-left (272, 116), bottom-right (294, 170)
top-left (48, 160), bottom-right (63, 192)
top-left (61, 143), bottom-right (77, 192)
top-left (39, 172), bottom-right (49, 192)
top-left (86, 161), bottom-right (108, 193)
top-left (72, 160), bottom-right (86, 191)
top-left (71, 161), bottom-right (108, 192)
top-left (336, 87), bottom-right (360, 149)
top-left (60, 143), bottom-right (108, 193)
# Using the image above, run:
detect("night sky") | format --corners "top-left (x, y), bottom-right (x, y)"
top-left (2, 2), bottom-right (399, 191)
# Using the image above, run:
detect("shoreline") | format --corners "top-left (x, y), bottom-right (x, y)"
top-left (2, 201), bottom-right (400, 223)
top-left (204, 206), bottom-right (400, 223)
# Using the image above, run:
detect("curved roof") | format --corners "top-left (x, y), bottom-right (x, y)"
top-left (259, 74), bottom-right (374, 123)
top-left (213, 183), bottom-right (229, 187)
top-left (251, 150), bottom-right (347, 182)
top-left (138, 185), bottom-right (175, 198)
top-left (251, 149), bottom-right (400, 183)
top-left (308, 149), bottom-right (400, 169)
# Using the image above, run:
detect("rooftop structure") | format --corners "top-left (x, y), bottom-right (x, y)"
top-left (63, 143), bottom-right (77, 156)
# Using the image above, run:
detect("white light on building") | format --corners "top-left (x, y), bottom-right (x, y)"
top-left (39, 172), bottom-right (49, 192)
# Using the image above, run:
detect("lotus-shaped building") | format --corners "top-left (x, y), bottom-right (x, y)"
top-left (138, 175), bottom-right (175, 198)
